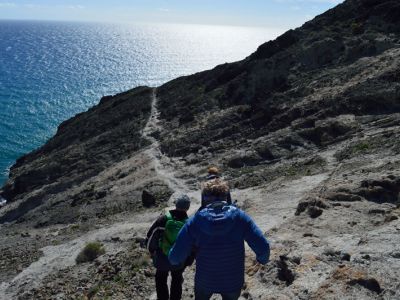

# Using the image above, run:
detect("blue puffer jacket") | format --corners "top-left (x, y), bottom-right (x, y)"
top-left (168, 203), bottom-right (270, 293)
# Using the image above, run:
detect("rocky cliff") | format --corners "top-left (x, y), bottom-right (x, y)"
top-left (1, 0), bottom-right (400, 299)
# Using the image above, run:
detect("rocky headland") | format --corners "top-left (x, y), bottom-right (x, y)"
top-left (1, 0), bottom-right (400, 299)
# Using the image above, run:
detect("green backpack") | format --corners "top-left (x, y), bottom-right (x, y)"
top-left (159, 212), bottom-right (187, 255)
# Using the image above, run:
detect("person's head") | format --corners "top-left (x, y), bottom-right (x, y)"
top-left (207, 166), bottom-right (220, 176)
top-left (202, 178), bottom-right (229, 205)
top-left (175, 194), bottom-right (191, 212)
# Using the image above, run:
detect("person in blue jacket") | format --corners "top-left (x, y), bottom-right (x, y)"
top-left (168, 181), bottom-right (270, 300)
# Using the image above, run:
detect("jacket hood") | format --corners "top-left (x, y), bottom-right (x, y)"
top-left (196, 203), bottom-right (240, 236)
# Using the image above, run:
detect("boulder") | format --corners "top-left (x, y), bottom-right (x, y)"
top-left (141, 190), bottom-right (156, 208)
top-left (226, 151), bottom-right (263, 168)
top-left (141, 182), bottom-right (173, 208)
top-left (326, 192), bottom-right (362, 202)
top-left (296, 197), bottom-right (329, 218)
top-left (348, 277), bottom-right (382, 294)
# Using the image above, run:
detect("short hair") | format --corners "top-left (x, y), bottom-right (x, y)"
top-left (207, 166), bottom-right (220, 175)
top-left (202, 178), bottom-right (229, 197)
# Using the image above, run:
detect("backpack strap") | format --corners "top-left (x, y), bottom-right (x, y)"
top-left (165, 211), bottom-right (173, 221)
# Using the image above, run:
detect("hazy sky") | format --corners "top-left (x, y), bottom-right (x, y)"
top-left (0, 0), bottom-right (344, 29)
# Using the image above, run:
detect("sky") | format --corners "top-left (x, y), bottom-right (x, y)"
top-left (0, 0), bottom-right (344, 29)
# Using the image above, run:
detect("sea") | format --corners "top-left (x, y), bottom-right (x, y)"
top-left (0, 20), bottom-right (281, 186)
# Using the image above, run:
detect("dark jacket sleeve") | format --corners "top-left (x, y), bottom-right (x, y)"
top-left (242, 211), bottom-right (270, 264)
top-left (146, 215), bottom-right (167, 254)
top-left (168, 219), bottom-right (195, 266)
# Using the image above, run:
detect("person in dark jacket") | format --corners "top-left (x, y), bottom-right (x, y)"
top-left (200, 166), bottom-right (232, 209)
top-left (169, 182), bottom-right (270, 300)
top-left (146, 194), bottom-right (191, 300)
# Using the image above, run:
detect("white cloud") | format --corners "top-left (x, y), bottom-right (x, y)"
top-left (158, 8), bottom-right (171, 12)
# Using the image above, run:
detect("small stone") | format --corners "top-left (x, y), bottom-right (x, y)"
top-left (362, 254), bottom-right (371, 260)
top-left (111, 236), bottom-right (121, 242)
top-left (341, 253), bottom-right (351, 261)
top-left (390, 252), bottom-right (400, 259)
top-left (368, 208), bottom-right (386, 214)
top-left (385, 214), bottom-right (398, 222)
top-left (141, 190), bottom-right (156, 207)
top-left (308, 206), bottom-right (323, 218)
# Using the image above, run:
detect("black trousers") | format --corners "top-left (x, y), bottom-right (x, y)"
top-left (155, 268), bottom-right (185, 300)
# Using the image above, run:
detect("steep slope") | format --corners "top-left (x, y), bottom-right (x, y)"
top-left (0, 87), bottom-right (153, 224)
top-left (1, 0), bottom-right (400, 299)
top-left (156, 0), bottom-right (400, 160)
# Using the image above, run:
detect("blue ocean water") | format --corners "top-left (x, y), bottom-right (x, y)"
top-left (0, 20), bottom-right (281, 185)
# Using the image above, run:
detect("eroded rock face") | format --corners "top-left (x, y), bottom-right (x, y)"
top-left (0, 86), bottom-right (153, 224)
top-left (2, 87), bottom-right (153, 202)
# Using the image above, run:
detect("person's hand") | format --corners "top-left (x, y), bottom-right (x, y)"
top-left (247, 261), bottom-right (262, 276)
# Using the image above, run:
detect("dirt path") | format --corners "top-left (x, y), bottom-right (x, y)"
top-left (143, 89), bottom-right (199, 206)
top-left (0, 88), bottom-right (200, 300)
top-left (144, 88), bottom-right (201, 299)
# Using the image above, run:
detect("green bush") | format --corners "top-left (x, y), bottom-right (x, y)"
top-left (353, 142), bottom-right (370, 152)
top-left (76, 242), bottom-right (105, 264)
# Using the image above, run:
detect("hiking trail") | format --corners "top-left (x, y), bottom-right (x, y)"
top-left (0, 88), bottom-right (200, 299)
top-left (142, 88), bottom-right (201, 211)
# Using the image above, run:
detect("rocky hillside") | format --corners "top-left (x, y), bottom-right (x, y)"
top-left (1, 0), bottom-right (400, 299)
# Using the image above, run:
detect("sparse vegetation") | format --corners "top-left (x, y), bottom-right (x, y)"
top-left (76, 242), bottom-right (105, 264)
top-left (70, 224), bottom-right (80, 231)
top-left (353, 142), bottom-right (370, 152)
top-left (86, 285), bottom-right (100, 299)
top-left (336, 140), bottom-right (375, 160)
top-left (131, 255), bottom-right (150, 272)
